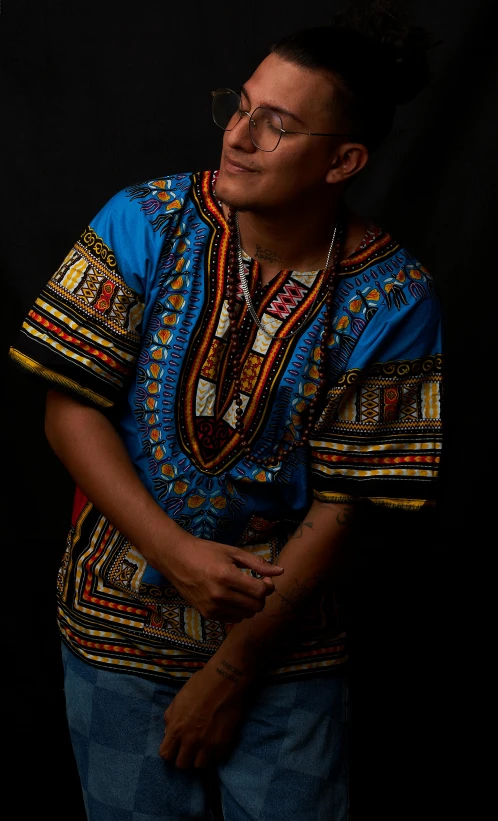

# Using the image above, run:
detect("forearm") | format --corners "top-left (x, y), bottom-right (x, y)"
top-left (44, 389), bottom-right (191, 571)
top-left (159, 501), bottom-right (353, 767)
top-left (206, 500), bottom-right (354, 683)
top-left (44, 390), bottom-right (284, 622)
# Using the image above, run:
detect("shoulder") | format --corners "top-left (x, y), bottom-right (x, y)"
top-left (333, 225), bottom-right (442, 365)
top-left (100, 171), bottom-right (197, 231)
top-left (340, 224), bottom-right (440, 309)
top-left (86, 171), bottom-right (200, 269)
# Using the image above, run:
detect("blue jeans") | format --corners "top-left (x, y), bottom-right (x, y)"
top-left (62, 643), bottom-right (349, 821)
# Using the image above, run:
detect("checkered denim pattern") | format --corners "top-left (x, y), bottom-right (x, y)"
top-left (62, 644), bottom-right (348, 820)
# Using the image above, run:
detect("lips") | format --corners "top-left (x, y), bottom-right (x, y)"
top-left (224, 156), bottom-right (257, 173)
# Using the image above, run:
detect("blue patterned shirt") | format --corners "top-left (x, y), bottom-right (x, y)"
top-left (9, 170), bottom-right (443, 680)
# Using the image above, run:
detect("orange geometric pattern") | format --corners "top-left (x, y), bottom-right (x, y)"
top-left (200, 337), bottom-right (226, 380)
top-left (240, 352), bottom-right (264, 393)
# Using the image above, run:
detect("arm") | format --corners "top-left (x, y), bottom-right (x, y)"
top-left (45, 389), bottom-right (283, 622)
top-left (208, 498), bottom-right (353, 675)
top-left (159, 498), bottom-right (353, 768)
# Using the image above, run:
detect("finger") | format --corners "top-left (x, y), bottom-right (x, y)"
top-left (230, 549), bottom-right (284, 577)
top-left (226, 567), bottom-right (278, 602)
top-left (213, 587), bottom-right (268, 615)
top-left (174, 742), bottom-right (198, 770)
top-left (159, 733), bottom-right (180, 761)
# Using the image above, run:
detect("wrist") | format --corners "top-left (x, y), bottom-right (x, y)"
top-left (205, 650), bottom-right (257, 691)
top-left (136, 513), bottom-right (195, 576)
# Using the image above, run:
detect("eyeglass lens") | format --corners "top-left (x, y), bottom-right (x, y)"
top-left (212, 89), bottom-right (283, 151)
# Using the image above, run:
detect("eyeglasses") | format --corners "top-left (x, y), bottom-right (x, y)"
top-left (211, 87), bottom-right (352, 152)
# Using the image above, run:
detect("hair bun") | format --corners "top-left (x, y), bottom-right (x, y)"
top-left (388, 26), bottom-right (434, 105)
top-left (332, 1), bottom-right (437, 106)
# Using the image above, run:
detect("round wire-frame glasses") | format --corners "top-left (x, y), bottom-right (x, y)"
top-left (211, 87), bottom-right (352, 152)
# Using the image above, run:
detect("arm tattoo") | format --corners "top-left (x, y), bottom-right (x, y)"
top-left (292, 521), bottom-right (314, 539)
top-left (291, 500), bottom-right (353, 538)
top-left (214, 658), bottom-right (244, 685)
top-left (255, 244), bottom-right (284, 264)
top-left (274, 574), bottom-right (320, 618)
top-left (336, 507), bottom-right (354, 526)
top-left (241, 575), bottom-right (322, 666)
top-left (220, 659), bottom-right (243, 676)
top-left (215, 667), bottom-right (239, 685)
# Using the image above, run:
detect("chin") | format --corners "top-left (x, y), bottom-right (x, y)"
top-left (214, 172), bottom-right (258, 212)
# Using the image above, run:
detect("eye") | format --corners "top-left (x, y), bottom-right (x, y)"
top-left (256, 108), bottom-right (282, 133)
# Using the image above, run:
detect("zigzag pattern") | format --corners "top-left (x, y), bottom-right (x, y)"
top-left (75, 268), bottom-right (102, 304)
top-left (266, 281), bottom-right (308, 319)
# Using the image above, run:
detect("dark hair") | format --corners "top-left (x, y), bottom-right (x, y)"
top-left (271, 1), bottom-right (436, 151)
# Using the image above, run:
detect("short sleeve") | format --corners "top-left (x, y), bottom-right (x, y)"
top-left (310, 264), bottom-right (443, 511)
top-left (8, 185), bottom-right (169, 408)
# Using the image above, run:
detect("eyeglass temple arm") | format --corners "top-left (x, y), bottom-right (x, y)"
top-left (281, 128), bottom-right (353, 137)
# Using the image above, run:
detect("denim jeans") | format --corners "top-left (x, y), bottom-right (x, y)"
top-left (62, 643), bottom-right (349, 821)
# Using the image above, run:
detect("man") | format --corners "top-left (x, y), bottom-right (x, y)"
top-left (9, 19), bottom-right (442, 821)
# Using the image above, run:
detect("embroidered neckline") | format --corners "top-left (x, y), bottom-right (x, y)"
top-left (208, 169), bottom-right (390, 277)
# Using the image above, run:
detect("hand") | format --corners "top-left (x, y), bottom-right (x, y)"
top-left (164, 536), bottom-right (284, 623)
top-left (43, 392), bottom-right (283, 622)
top-left (159, 662), bottom-right (250, 769)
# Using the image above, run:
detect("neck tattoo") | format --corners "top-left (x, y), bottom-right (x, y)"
top-left (254, 244), bottom-right (284, 265)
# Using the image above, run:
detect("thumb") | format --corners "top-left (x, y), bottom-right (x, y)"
top-left (231, 548), bottom-right (284, 576)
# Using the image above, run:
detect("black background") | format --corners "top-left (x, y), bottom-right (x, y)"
top-left (1, 0), bottom-right (492, 818)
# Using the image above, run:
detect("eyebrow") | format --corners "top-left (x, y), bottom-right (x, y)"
top-left (240, 85), bottom-right (306, 126)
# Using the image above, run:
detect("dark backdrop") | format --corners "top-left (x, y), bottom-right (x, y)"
top-left (1, 1), bottom-right (492, 818)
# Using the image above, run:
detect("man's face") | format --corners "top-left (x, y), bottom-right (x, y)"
top-left (214, 52), bottom-right (346, 212)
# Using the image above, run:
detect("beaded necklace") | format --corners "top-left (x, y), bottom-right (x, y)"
top-left (225, 206), bottom-right (344, 468)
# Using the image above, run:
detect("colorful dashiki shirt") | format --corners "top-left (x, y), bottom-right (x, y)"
top-left (9, 170), bottom-right (443, 682)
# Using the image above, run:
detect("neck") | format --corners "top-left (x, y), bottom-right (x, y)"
top-left (221, 195), bottom-right (365, 285)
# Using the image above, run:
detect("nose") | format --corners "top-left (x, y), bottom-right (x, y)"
top-left (224, 111), bottom-right (257, 154)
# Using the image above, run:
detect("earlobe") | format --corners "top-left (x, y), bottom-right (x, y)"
top-left (325, 166), bottom-right (345, 184)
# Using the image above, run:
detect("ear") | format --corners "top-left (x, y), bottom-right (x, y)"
top-left (325, 142), bottom-right (369, 184)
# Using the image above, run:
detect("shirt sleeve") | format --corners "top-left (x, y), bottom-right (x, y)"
top-left (8, 185), bottom-right (170, 408)
top-left (310, 263), bottom-right (443, 511)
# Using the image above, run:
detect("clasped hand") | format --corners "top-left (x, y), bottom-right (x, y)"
top-left (156, 537), bottom-right (282, 767)
top-left (165, 537), bottom-right (284, 623)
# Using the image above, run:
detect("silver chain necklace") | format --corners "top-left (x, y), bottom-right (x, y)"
top-left (234, 212), bottom-right (338, 339)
